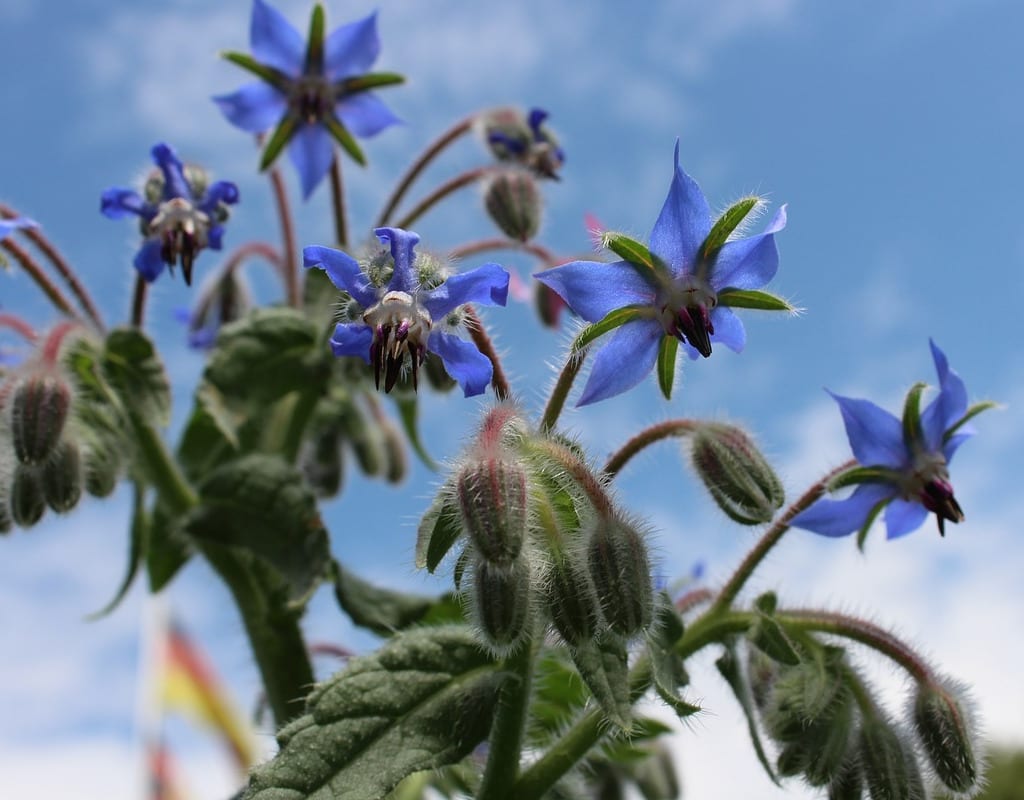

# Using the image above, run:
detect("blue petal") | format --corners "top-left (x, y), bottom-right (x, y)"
top-left (134, 240), bottom-right (166, 282)
top-left (711, 205), bottom-right (787, 291)
top-left (577, 319), bottom-right (662, 406)
top-left (303, 245), bottom-right (378, 308)
top-left (374, 227), bottom-right (419, 294)
top-left (336, 92), bottom-right (401, 138)
top-left (199, 181), bottom-right (240, 215)
top-left (207, 225), bottom-right (225, 251)
top-left (920, 340), bottom-right (969, 452)
top-left (329, 322), bottom-right (373, 362)
top-left (420, 263), bottom-right (509, 319)
top-left (0, 216), bottom-right (37, 238)
top-left (100, 189), bottom-right (149, 220)
top-left (884, 498), bottom-right (929, 539)
top-left (213, 82), bottom-right (286, 133)
top-left (648, 141), bottom-right (712, 279)
top-left (324, 11), bottom-right (380, 79)
top-left (830, 392), bottom-right (908, 469)
top-left (428, 330), bottom-right (493, 397)
top-left (250, 0), bottom-right (304, 75)
top-left (287, 124), bottom-right (335, 200)
top-left (152, 143), bottom-right (190, 200)
top-left (943, 430), bottom-right (973, 462)
top-left (534, 260), bottom-right (656, 323)
top-left (789, 482), bottom-right (895, 538)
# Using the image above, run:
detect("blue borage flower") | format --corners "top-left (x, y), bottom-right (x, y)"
top-left (535, 142), bottom-right (788, 406)
top-left (100, 143), bottom-right (239, 284)
top-left (485, 108), bottom-right (565, 180)
top-left (215, 0), bottom-right (402, 200)
top-left (791, 341), bottom-right (994, 542)
top-left (304, 227), bottom-right (510, 397)
top-left (0, 216), bottom-right (38, 240)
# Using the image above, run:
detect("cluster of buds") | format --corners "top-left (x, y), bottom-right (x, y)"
top-left (419, 405), bottom-right (654, 655)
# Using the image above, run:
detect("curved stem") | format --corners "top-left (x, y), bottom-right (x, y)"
top-left (539, 350), bottom-right (586, 433)
top-left (40, 320), bottom-right (81, 365)
top-left (477, 641), bottom-right (537, 800)
top-left (393, 166), bottom-right (493, 231)
top-left (375, 115), bottom-right (475, 227)
top-left (2, 239), bottom-right (80, 320)
top-left (329, 157), bottom-right (349, 249)
top-left (711, 459), bottom-right (857, 613)
top-left (267, 165), bottom-right (300, 308)
top-left (221, 241), bottom-right (282, 278)
top-left (603, 419), bottom-right (700, 478)
top-left (464, 305), bottom-right (510, 400)
top-left (130, 274), bottom-right (148, 328)
top-left (449, 236), bottom-right (558, 265)
top-left (531, 438), bottom-right (614, 518)
top-left (0, 313), bottom-right (37, 342)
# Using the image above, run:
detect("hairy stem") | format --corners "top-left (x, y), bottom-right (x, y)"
top-left (449, 236), bottom-right (558, 265)
top-left (268, 165), bottom-right (300, 308)
top-left (477, 642), bottom-right (537, 800)
top-left (539, 350), bottom-right (586, 433)
top-left (130, 274), bottom-right (148, 329)
top-left (2, 239), bottom-right (80, 320)
top-left (603, 419), bottom-right (700, 478)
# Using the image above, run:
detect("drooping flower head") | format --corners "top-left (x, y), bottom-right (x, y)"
top-left (101, 143), bottom-right (239, 284)
top-left (481, 107), bottom-right (565, 179)
top-left (215, 0), bottom-right (403, 199)
top-left (535, 142), bottom-right (789, 405)
top-left (791, 341), bottom-right (994, 542)
top-left (304, 228), bottom-right (509, 397)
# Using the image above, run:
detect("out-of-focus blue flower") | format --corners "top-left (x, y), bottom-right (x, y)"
top-left (214, 0), bottom-right (402, 199)
top-left (484, 107), bottom-right (565, 179)
top-left (535, 142), bottom-right (786, 405)
top-left (791, 341), bottom-right (990, 541)
top-left (100, 143), bottom-right (239, 284)
top-left (304, 227), bottom-right (509, 397)
top-left (0, 216), bottom-right (38, 240)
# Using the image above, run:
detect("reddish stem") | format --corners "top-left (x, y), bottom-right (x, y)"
top-left (0, 313), bottom-right (38, 342)
top-left (41, 320), bottom-right (81, 364)
top-left (449, 237), bottom-right (559, 265)
top-left (464, 305), bottom-right (510, 400)
top-left (2, 239), bottom-right (80, 320)
top-left (394, 167), bottom-right (494, 231)
top-left (267, 165), bottom-right (300, 308)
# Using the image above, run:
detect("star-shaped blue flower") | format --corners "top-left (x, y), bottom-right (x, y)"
top-left (304, 227), bottom-right (509, 397)
top-left (101, 143), bottom-right (239, 284)
top-left (535, 142), bottom-right (787, 405)
top-left (791, 341), bottom-right (990, 541)
top-left (214, 0), bottom-right (402, 199)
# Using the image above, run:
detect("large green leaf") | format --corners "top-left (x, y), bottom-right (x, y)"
top-left (244, 626), bottom-right (506, 800)
top-left (332, 561), bottom-right (454, 636)
top-left (102, 327), bottom-right (171, 426)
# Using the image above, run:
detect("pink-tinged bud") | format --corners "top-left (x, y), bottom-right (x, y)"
top-left (544, 552), bottom-right (601, 647)
top-left (42, 439), bottom-right (83, 513)
top-left (11, 465), bottom-right (45, 528)
top-left (457, 456), bottom-right (529, 566)
top-left (534, 280), bottom-right (566, 329)
top-left (381, 419), bottom-right (408, 485)
top-left (10, 374), bottom-right (71, 465)
top-left (587, 516), bottom-right (653, 636)
top-left (473, 556), bottom-right (531, 652)
top-left (912, 679), bottom-right (980, 794)
top-left (484, 169), bottom-right (542, 242)
top-left (690, 423), bottom-right (784, 525)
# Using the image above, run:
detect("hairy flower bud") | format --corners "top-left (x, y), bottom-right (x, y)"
top-left (83, 441), bottom-right (121, 498)
top-left (457, 456), bottom-right (528, 565)
top-left (42, 439), bottom-right (83, 513)
top-left (10, 374), bottom-right (71, 465)
top-left (858, 716), bottom-right (926, 800)
top-left (11, 465), bottom-right (45, 527)
top-left (545, 551), bottom-right (601, 647)
top-left (587, 516), bottom-right (653, 636)
top-left (340, 403), bottom-right (386, 478)
top-left (912, 679), bottom-right (980, 794)
top-left (484, 169), bottom-right (542, 242)
top-left (828, 757), bottom-right (865, 800)
top-left (473, 556), bottom-right (531, 651)
top-left (690, 423), bottom-right (784, 525)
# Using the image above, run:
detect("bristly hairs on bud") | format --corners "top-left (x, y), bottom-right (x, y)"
top-left (909, 675), bottom-right (986, 797)
top-left (467, 554), bottom-right (534, 657)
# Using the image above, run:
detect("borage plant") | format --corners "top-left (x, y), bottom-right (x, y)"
top-left (0, 1), bottom-right (997, 799)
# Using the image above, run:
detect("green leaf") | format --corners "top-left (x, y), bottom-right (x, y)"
top-left (528, 651), bottom-right (590, 744)
top-left (716, 642), bottom-right (781, 786)
top-left (901, 381), bottom-right (928, 452)
top-left (147, 500), bottom-right (192, 591)
top-left (646, 593), bottom-right (699, 719)
top-left (176, 384), bottom-right (241, 482)
top-left (185, 454), bottom-right (330, 604)
top-left (570, 634), bottom-right (631, 729)
top-left (243, 626), bottom-right (505, 800)
top-left (102, 328), bottom-right (171, 427)
top-left (332, 561), bottom-right (448, 636)
top-left (414, 493), bottom-right (463, 572)
top-left (945, 400), bottom-right (999, 441)
top-left (340, 72), bottom-right (405, 93)
top-left (221, 51), bottom-right (290, 90)
top-left (702, 196), bottom-right (759, 261)
top-left (87, 482), bottom-right (147, 619)
top-left (716, 288), bottom-right (796, 312)
top-left (656, 336), bottom-right (677, 400)
top-left (572, 305), bottom-right (648, 353)
top-left (601, 232), bottom-right (667, 282)
top-left (395, 394), bottom-right (438, 471)
top-left (323, 113), bottom-right (367, 166)
top-left (260, 114), bottom-right (301, 172)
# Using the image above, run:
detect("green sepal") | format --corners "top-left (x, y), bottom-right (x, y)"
top-left (827, 465), bottom-right (903, 492)
top-left (716, 288), bottom-right (795, 312)
top-left (646, 593), bottom-right (700, 719)
top-left (324, 112), bottom-right (367, 166)
top-left (901, 381), bottom-right (928, 452)
top-left (601, 232), bottom-right (667, 283)
top-left (395, 393), bottom-right (438, 471)
top-left (716, 641), bottom-right (781, 786)
top-left (87, 482), bottom-right (147, 619)
top-left (656, 336), bottom-right (677, 400)
top-left (304, 4), bottom-right (325, 74)
top-left (754, 591), bottom-right (778, 615)
top-left (243, 626), bottom-right (505, 800)
top-left (260, 114), bottom-right (301, 172)
top-left (702, 196), bottom-right (760, 261)
top-left (102, 328), bottom-right (171, 427)
top-left (340, 72), bottom-right (405, 93)
top-left (415, 492), bottom-right (463, 572)
top-left (945, 400), bottom-right (999, 441)
top-left (527, 652), bottom-right (590, 744)
top-left (856, 497), bottom-right (890, 552)
top-left (572, 305), bottom-right (647, 353)
top-left (332, 560), bottom-right (451, 636)
top-left (569, 633), bottom-right (632, 729)
top-left (221, 51), bottom-right (290, 91)
top-left (749, 613), bottom-right (801, 666)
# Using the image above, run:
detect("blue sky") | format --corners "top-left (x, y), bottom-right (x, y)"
top-left (2, 0), bottom-right (1023, 797)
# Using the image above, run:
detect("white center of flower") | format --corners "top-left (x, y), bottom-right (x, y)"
top-left (362, 291), bottom-right (433, 392)
top-left (148, 197), bottom-right (210, 249)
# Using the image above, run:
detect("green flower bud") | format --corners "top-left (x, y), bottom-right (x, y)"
top-left (484, 169), bottom-right (542, 242)
top-left (42, 439), bottom-right (82, 513)
top-left (83, 440), bottom-right (122, 498)
top-left (10, 374), bottom-right (71, 465)
top-left (690, 423), bottom-right (784, 525)
top-left (859, 716), bottom-right (926, 800)
top-left (828, 757), bottom-right (865, 800)
top-left (457, 456), bottom-right (528, 565)
top-left (11, 465), bottom-right (45, 527)
top-left (912, 679), bottom-right (980, 794)
top-left (473, 556), bottom-right (531, 652)
top-left (341, 403), bottom-right (386, 478)
top-left (545, 551), bottom-right (601, 647)
top-left (587, 516), bottom-right (653, 636)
